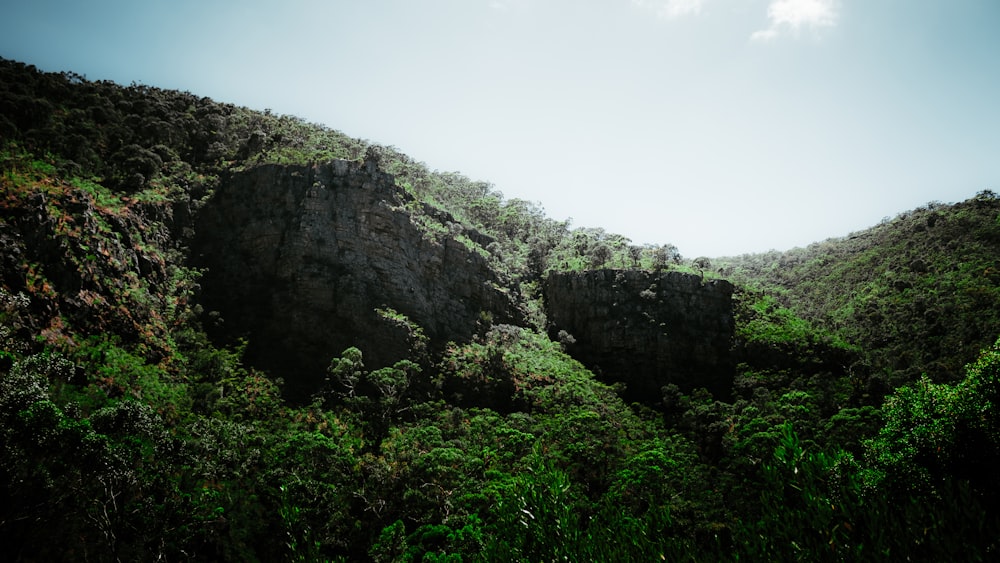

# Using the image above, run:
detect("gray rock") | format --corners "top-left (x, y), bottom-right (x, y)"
top-left (545, 269), bottom-right (735, 402)
top-left (192, 160), bottom-right (521, 400)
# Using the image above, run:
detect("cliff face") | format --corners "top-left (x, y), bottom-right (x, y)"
top-left (545, 270), bottom-right (735, 402)
top-left (191, 159), bottom-right (521, 399)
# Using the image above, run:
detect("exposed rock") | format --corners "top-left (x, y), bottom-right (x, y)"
top-left (545, 269), bottom-right (735, 403)
top-left (0, 180), bottom-right (173, 357)
top-left (191, 159), bottom-right (522, 400)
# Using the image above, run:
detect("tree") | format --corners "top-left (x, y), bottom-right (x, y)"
top-left (651, 244), bottom-right (681, 271)
top-left (327, 347), bottom-right (365, 400)
top-left (627, 245), bottom-right (643, 268)
top-left (865, 336), bottom-right (1000, 503)
top-left (692, 256), bottom-right (712, 278)
top-left (589, 243), bottom-right (612, 269)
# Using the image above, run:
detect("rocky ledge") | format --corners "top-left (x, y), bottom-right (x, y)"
top-left (545, 269), bottom-right (735, 402)
top-left (192, 159), bottom-right (522, 399)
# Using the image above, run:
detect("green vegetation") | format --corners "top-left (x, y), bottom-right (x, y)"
top-left (718, 193), bottom-right (1000, 391)
top-left (3, 57), bottom-right (1000, 560)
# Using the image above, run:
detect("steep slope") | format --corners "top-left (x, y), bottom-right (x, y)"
top-left (6, 57), bottom-right (1000, 562)
top-left (718, 193), bottom-right (1000, 387)
top-left (0, 146), bottom-right (186, 360)
top-left (192, 159), bottom-right (522, 398)
top-left (1, 58), bottom-right (741, 403)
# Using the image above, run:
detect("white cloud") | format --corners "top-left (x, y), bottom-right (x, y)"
top-left (632, 0), bottom-right (707, 20)
top-left (752, 0), bottom-right (839, 41)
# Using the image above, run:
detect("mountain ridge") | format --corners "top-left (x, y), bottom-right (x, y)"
top-left (3, 57), bottom-right (1000, 561)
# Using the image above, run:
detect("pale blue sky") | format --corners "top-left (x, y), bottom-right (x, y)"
top-left (3, 0), bottom-right (999, 256)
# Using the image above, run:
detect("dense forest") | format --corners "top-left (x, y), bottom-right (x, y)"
top-left (2, 57), bottom-right (1000, 561)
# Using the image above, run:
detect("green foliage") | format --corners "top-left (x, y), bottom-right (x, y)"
top-left (0, 351), bottom-right (224, 561)
top-left (6, 56), bottom-right (1000, 561)
top-left (719, 193), bottom-right (1000, 390)
top-left (736, 422), bottom-right (862, 560)
top-left (740, 293), bottom-right (819, 345)
top-left (735, 289), bottom-right (858, 375)
top-left (484, 454), bottom-right (585, 561)
top-left (325, 346), bottom-right (423, 438)
top-left (734, 420), bottom-right (1000, 561)
top-left (865, 336), bottom-right (1000, 504)
top-left (482, 443), bottom-right (715, 562)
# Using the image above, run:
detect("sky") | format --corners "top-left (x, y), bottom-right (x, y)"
top-left (2, 0), bottom-right (999, 257)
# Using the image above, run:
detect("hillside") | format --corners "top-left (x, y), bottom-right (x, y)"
top-left (3, 58), bottom-right (1000, 561)
top-left (717, 194), bottom-right (1000, 391)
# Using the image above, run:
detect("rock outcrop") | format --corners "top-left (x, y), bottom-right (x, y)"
top-left (191, 159), bottom-right (521, 399)
top-left (545, 270), bottom-right (735, 402)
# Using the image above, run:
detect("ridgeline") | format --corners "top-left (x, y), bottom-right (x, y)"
top-left (3, 58), bottom-right (1000, 561)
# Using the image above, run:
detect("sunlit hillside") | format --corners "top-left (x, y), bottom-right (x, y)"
top-left (3, 58), bottom-right (999, 561)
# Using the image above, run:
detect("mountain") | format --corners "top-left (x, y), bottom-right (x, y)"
top-left (191, 160), bottom-right (523, 401)
top-left (3, 57), bottom-right (1000, 561)
top-left (717, 193), bottom-right (1000, 392)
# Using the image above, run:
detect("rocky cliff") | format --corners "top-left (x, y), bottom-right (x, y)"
top-left (191, 159), bottom-right (522, 399)
top-left (545, 270), bottom-right (735, 402)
